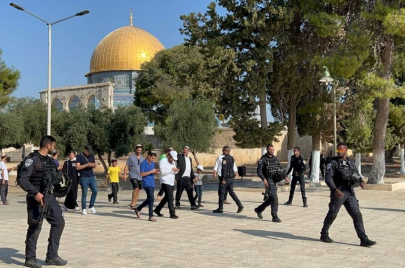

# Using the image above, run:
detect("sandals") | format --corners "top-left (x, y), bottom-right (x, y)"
top-left (148, 217), bottom-right (156, 222)
top-left (129, 205), bottom-right (136, 210)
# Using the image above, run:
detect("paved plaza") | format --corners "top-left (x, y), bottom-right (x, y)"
top-left (1, 181), bottom-right (405, 268)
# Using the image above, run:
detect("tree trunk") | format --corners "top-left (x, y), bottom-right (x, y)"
top-left (259, 86), bottom-right (267, 129)
top-left (97, 152), bottom-right (108, 175)
top-left (368, 37), bottom-right (393, 184)
top-left (310, 132), bottom-right (321, 183)
top-left (286, 102), bottom-right (297, 180)
top-left (368, 98), bottom-right (389, 184)
top-left (355, 153), bottom-right (362, 175)
top-left (400, 144), bottom-right (405, 175)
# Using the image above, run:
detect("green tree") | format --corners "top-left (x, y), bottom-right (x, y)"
top-left (230, 116), bottom-right (284, 148)
top-left (135, 44), bottom-right (237, 124)
top-left (154, 99), bottom-right (217, 154)
top-left (305, 0), bottom-right (405, 184)
top-left (0, 48), bottom-right (20, 108)
top-left (181, 1), bottom-right (290, 147)
top-left (0, 112), bottom-right (23, 153)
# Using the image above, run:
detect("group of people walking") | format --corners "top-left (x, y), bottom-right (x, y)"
top-left (15, 135), bottom-right (376, 268)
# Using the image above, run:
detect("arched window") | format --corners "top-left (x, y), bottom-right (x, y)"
top-left (53, 98), bottom-right (63, 111)
top-left (88, 95), bottom-right (101, 109)
top-left (69, 96), bottom-right (81, 110)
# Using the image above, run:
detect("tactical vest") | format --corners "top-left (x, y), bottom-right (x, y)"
top-left (334, 158), bottom-right (356, 187)
top-left (221, 154), bottom-right (235, 179)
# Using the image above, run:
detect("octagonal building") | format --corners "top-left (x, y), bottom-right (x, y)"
top-left (86, 24), bottom-right (165, 107)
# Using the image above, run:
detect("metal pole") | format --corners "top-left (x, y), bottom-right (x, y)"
top-left (333, 85), bottom-right (337, 157)
top-left (47, 23), bottom-right (52, 135)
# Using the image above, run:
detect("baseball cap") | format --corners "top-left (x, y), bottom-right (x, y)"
top-left (84, 145), bottom-right (92, 152)
top-left (1, 154), bottom-right (7, 159)
top-left (111, 158), bottom-right (117, 162)
top-left (169, 151), bottom-right (178, 161)
top-left (197, 165), bottom-right (204, 171)
top-left (184, 146), bottom-right (190, 150)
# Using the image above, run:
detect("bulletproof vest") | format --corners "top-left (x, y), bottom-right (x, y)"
top-left (221, 154), bottom-right (235, 179)
top-left (26, 152), bottom-right (53, 192)
top-left (291, 155), bottom-right (305, 172)
top-left (334, 158), bottom-right (356, 186)
top-left (262, 155), bottom-right (280, 179)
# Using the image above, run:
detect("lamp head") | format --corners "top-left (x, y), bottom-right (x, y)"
top-left (76, 10), bottom-right (89, 16)
top-left (319, 66), bottom-right (334, 84)
top-left (10, 3), bottom-right (24, 11)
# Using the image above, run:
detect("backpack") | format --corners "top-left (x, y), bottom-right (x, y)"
top-left (15, 153), bottom-right (35, 186)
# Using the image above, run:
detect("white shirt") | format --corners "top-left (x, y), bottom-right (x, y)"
top-left (0, 161), bottom-right (9, 181)
top-left (195, 173), bottom-right (203, 186)
top-left (213, 154), bottom-right (237, 175)
top-left (159, 158), bottom-right (177, 186)
top-left (183, 155), bottom-right (191, 178)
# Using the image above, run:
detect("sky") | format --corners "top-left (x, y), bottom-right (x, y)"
top-left (0, 0), bottom-right (274, 122)
top-left (0, 0), bottom-right (218, 98)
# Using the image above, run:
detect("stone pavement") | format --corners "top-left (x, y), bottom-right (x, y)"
top-left (1, 182), bottom-right (405, 268)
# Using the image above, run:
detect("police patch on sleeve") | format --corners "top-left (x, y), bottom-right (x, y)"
top-left (25, 159), bottom-right (33, 167)
top-left (326, 163), bottom-right (332, 171)
top-left (258, 160), bottom-right (262, 165)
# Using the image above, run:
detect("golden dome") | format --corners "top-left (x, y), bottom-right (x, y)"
top-left (89, 26), bottom-right (165, 74)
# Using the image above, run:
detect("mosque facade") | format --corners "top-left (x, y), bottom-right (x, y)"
top-left (40, 15), bottom-right (164, 111)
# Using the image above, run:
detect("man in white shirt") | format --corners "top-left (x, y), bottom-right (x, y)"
top-left (1, 154), bottom-right (11, 205)
top-left (154, 151), bottom-right (180, 219)
top-left (213, 147), bottom-right (236, 204)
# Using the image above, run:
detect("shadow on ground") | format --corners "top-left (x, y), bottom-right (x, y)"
top-left (362, 207), bottom-right (405, 213)
top-left (233, 229), bottom-right (359, 247)
top-left (0, 248), bottom-right (26, 266)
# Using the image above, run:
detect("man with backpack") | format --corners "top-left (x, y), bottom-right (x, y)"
top-left (213, 146), bottom-right (244, 214)
top-left (18, 135), bottom-right (67, 267)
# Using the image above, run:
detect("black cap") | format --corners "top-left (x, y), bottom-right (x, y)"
top-left (84, 145), bottom-right (93, 152)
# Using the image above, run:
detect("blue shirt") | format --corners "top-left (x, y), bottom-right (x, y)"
top-left (140, 159), bottom-right (155, 188)
top-left (76, 153), bottom-right (95, 178)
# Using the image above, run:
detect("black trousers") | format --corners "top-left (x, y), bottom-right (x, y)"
top-left (321, 186), bottom-right (367, 240)
top-left (108, 182), bottom-right (119, 202)
top-left (64, 177), bottom-right (78, 209)
top-left (175, 177), bottom-right (196, 207)
top-left (155, 184), bottom-right (176, 216)
top-left (218, 178), bottom-right (242, 210)
top-left (218, 176), bottom-right (229, 200)
top-left (256, 179), bottom-right (278, 216)
top-left (288, 175), bottom-right (306, 200)
top-left (25, 193), bottom-right (65, 261)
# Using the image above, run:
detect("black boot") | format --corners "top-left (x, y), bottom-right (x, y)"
top-left (25, 259), bottom-right (42, 268)
top-left (360, 238), bottom-right (377, 247)
top-left (303, 197), bottom-right (308, 207)
top-left (320, 234), bottom-right (334, 243)
top-left (284, 197), bottom-right (292, 205)
top-left (45, 256), bottom-right (67, 266)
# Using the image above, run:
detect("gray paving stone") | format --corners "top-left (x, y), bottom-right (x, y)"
top-left (0, 183), bottom-right (404, 267)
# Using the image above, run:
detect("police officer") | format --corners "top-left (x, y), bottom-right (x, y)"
top-left (18, 136), bottom-right (67, 268)
top-left (213, 146), bottom-right (244, 213)
top-left (284, 147), bottom-right (307, 207)
top-left (320, 142), bottom-right (376, 247)
top-left (254, 144), bottom-right (286, 222)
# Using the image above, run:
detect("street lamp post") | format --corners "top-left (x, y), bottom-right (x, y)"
top-left (10, 3), bottom-right (89, 135)
top-left (319, 66), bottom-right (337, 157)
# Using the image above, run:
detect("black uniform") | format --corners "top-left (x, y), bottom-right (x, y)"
top-left (321, 157), bottom-right (369, 241)
top-left (255, 154), bottom-right (281, 217)
top-left (18, 151), bottom-right (65, 262)
top-left (286, 155), bottom-right (307, 206)
top-left (217, 154), bottom-right (242, 211)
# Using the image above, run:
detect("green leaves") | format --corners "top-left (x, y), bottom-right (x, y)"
top-left (0, 48), bottom-right (20, 108)
top-left (154, 99), bottom-right (217, 153)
